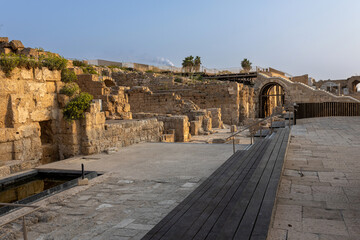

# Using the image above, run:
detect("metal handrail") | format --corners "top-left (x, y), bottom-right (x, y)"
top-left (0, 203), bottom-right (42, 240)
top-left (226, 106), bottom-right (296, 153)
top-left (226, 114), bottom-right (278, 141)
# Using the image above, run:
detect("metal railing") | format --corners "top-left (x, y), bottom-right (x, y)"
top-left (226, 106), bottom-right (296, 154)
top-left (0, 203), bottom-right (42, 240)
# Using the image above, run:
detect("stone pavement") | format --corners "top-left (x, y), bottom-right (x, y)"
top-left (268, 117), bottom-right (360, 240)
top-left (1, 142), bottom-right (241, 240)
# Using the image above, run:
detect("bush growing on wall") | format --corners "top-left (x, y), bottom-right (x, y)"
top-left (63, 92), bottom-right (93, 120)
top-left (60, 82), bottom-right (80, 97)
top-left (61, 68), bottom-right (77, 83)
top-left (40, 54), bottom-right (67, 71)
top-left (72, 59), bottom-right (87, 67)
top-left (0, 53), bottom-right (68, 77)
top-left (0, 53), bottom-right (19, 77)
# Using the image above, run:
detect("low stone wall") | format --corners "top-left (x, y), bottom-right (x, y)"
top-left (127, 86), bottom-right (199, 115)
top-left (132, 113), bottom-right (190, 142)
top-left (59, 101), bottom-right (163, 157)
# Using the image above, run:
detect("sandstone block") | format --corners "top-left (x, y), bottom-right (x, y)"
top-left (0, 47), bottom-right (12, 54)
top-left (0, 37), bottom-right (8, 43)
top-left (20, 48), bottom-right (38, 57)
top-left (10, 40), bottom-right (24, 51)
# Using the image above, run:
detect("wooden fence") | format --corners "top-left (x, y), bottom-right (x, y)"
top-left (296, 102), bottom-right (360, 119)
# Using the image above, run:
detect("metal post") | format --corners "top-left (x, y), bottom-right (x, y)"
top-left (22, 216), bottom-right (28, 240)
top-left (81, 164), bottom-right (84, 179)
top-left (270, 116), bottom-right (273, 133)
top-left (293, 109), bottom-right (296, 126)
top-left (260, 127), bottom-right (262, 138)
top-left (232, 137), bottom-right (235, 154)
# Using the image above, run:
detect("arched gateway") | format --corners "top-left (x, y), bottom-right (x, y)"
top-left (259, 83), bottom-right (285, 118)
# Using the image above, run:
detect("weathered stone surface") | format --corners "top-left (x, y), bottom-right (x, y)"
top-left (9, 40), bottom-right (24, 50)
top-left (0, 37), bottom-right (8, 43)
top-left (20, 47), bottom-right (38, 57)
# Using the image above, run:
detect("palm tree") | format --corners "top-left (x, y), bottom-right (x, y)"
top-left (241, 58), bottom-right (252, 72)
top-left (182, 56), bottom-right (194, 72)
top-left (194, 56), bottom-right (201, 72)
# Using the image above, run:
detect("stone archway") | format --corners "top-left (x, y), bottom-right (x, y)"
top-left (259, 83), bottom-right (285, 118)
top-left (353, 81), bottom-right (360, 93)
top-left (347, 77), bottom-right (360, 94)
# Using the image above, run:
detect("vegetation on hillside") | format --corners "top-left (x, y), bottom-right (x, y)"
top-left (0, 53), bottom-right (67, 77)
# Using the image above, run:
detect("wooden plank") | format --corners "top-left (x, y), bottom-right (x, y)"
top-left (161, 139), bottom-right (273, 240)
top-left (232, 130), bottom-right (287, 240)
top-left (250, 129), bottom-right (290, 240)
top-left (142, 149), bottom-right (247, 240)
top-left (212, 130), bottom-right (286, 240)
top-left (144, 140), bottom-right (267, 240)
top-left (183, 138), bottom-right (273, 240)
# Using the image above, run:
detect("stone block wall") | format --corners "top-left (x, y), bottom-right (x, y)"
top-left (132, 113), bottom-right (190, 142)
top-left (76, 74), bottom-right (132, 120)
top-left (170, 82), bottom-right (241, 125)
top-left (112, 71), bottom-right (174, 88)
top-left (0, 67), bottom-right (63, 176)
top-left (58, 101), bottom-right (164, 157)
top-left (112, 71), bottom-right (256, 125)
top-left (127, 86), bottom-right (199, 115)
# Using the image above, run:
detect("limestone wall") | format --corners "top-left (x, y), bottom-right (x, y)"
top-left (76, 74), bottom-right (132, 120)
top-left (0, 68), bottom-right (164, 177)
top-left (170, 82), bottom-right (242, 125)
top-left (112, 71), bottom-right (174, 89)
top-left (58, 101), bottom-right (163, 157)
top-left (127, 86), bottom-right (199, 115)
top-left (0, 67), bottom-right (63, 176)
top-left (112, 71), bottom-right (255, 125)
top-left (132, 113), bottom-right (190, 142)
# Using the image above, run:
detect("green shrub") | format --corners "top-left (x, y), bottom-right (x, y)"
top-left (0, 53), bottom-right (67, 77)
top-left (60, 82), bottom-right (80, 97)
top-left (72, 59), bottom-right (87, 67)
top-left (0, 54), bottom-right (19, 77)
top-left (41, 54), bottom-right (67, 71)
top-left (63, 92), bottom-right (93, 120)
top-left (101, 69), bottom-right (109, 76)
top-left (18, 55), bottom-right (41, 70)
top-left (174, 78), bottom-right (182, 83)
top-left (61, 69), bottom-right (77, 83)
top-left (194, 74), bottom-right (203, 81)
top-left (35, 47), bottom-right (44, 52)
top-left (81, 66), bottom-right (98, 75)
top-left (107, 65), bottom-right (121, 71)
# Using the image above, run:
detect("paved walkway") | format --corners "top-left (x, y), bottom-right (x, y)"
top-left (268, 117), bottom-right (360, 240)
top-left (1, 143), bottom-right (240, 240)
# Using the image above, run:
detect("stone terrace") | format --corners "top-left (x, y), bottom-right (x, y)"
top-left (268, 117), bottom-right (360, 240)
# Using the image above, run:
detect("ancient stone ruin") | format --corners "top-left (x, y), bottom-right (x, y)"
top-left (1, 38), bottom-right (359, 178)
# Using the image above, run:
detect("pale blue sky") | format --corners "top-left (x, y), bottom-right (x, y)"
top-left (1, 0), bottom-right (360, 80)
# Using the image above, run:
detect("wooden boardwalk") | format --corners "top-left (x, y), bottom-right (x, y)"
top-left (143, 128), bottom-right (290, 240)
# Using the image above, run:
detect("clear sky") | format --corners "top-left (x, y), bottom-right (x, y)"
top-left (1, 0), bottom-right (360, 80)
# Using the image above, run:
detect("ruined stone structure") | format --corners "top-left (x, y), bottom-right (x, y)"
top-left (75, 74), bottom-right (132, 120)
top-left (254, 73), bottom-right (360, 117)
top-left (112, 72), bottom-right (255, 125)
top-left (0, 66), bottom-right (164, 177)
top-left (1, 38), bottom-right (359, 178)
top-left (313, 76), bottom-right (360, 100)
